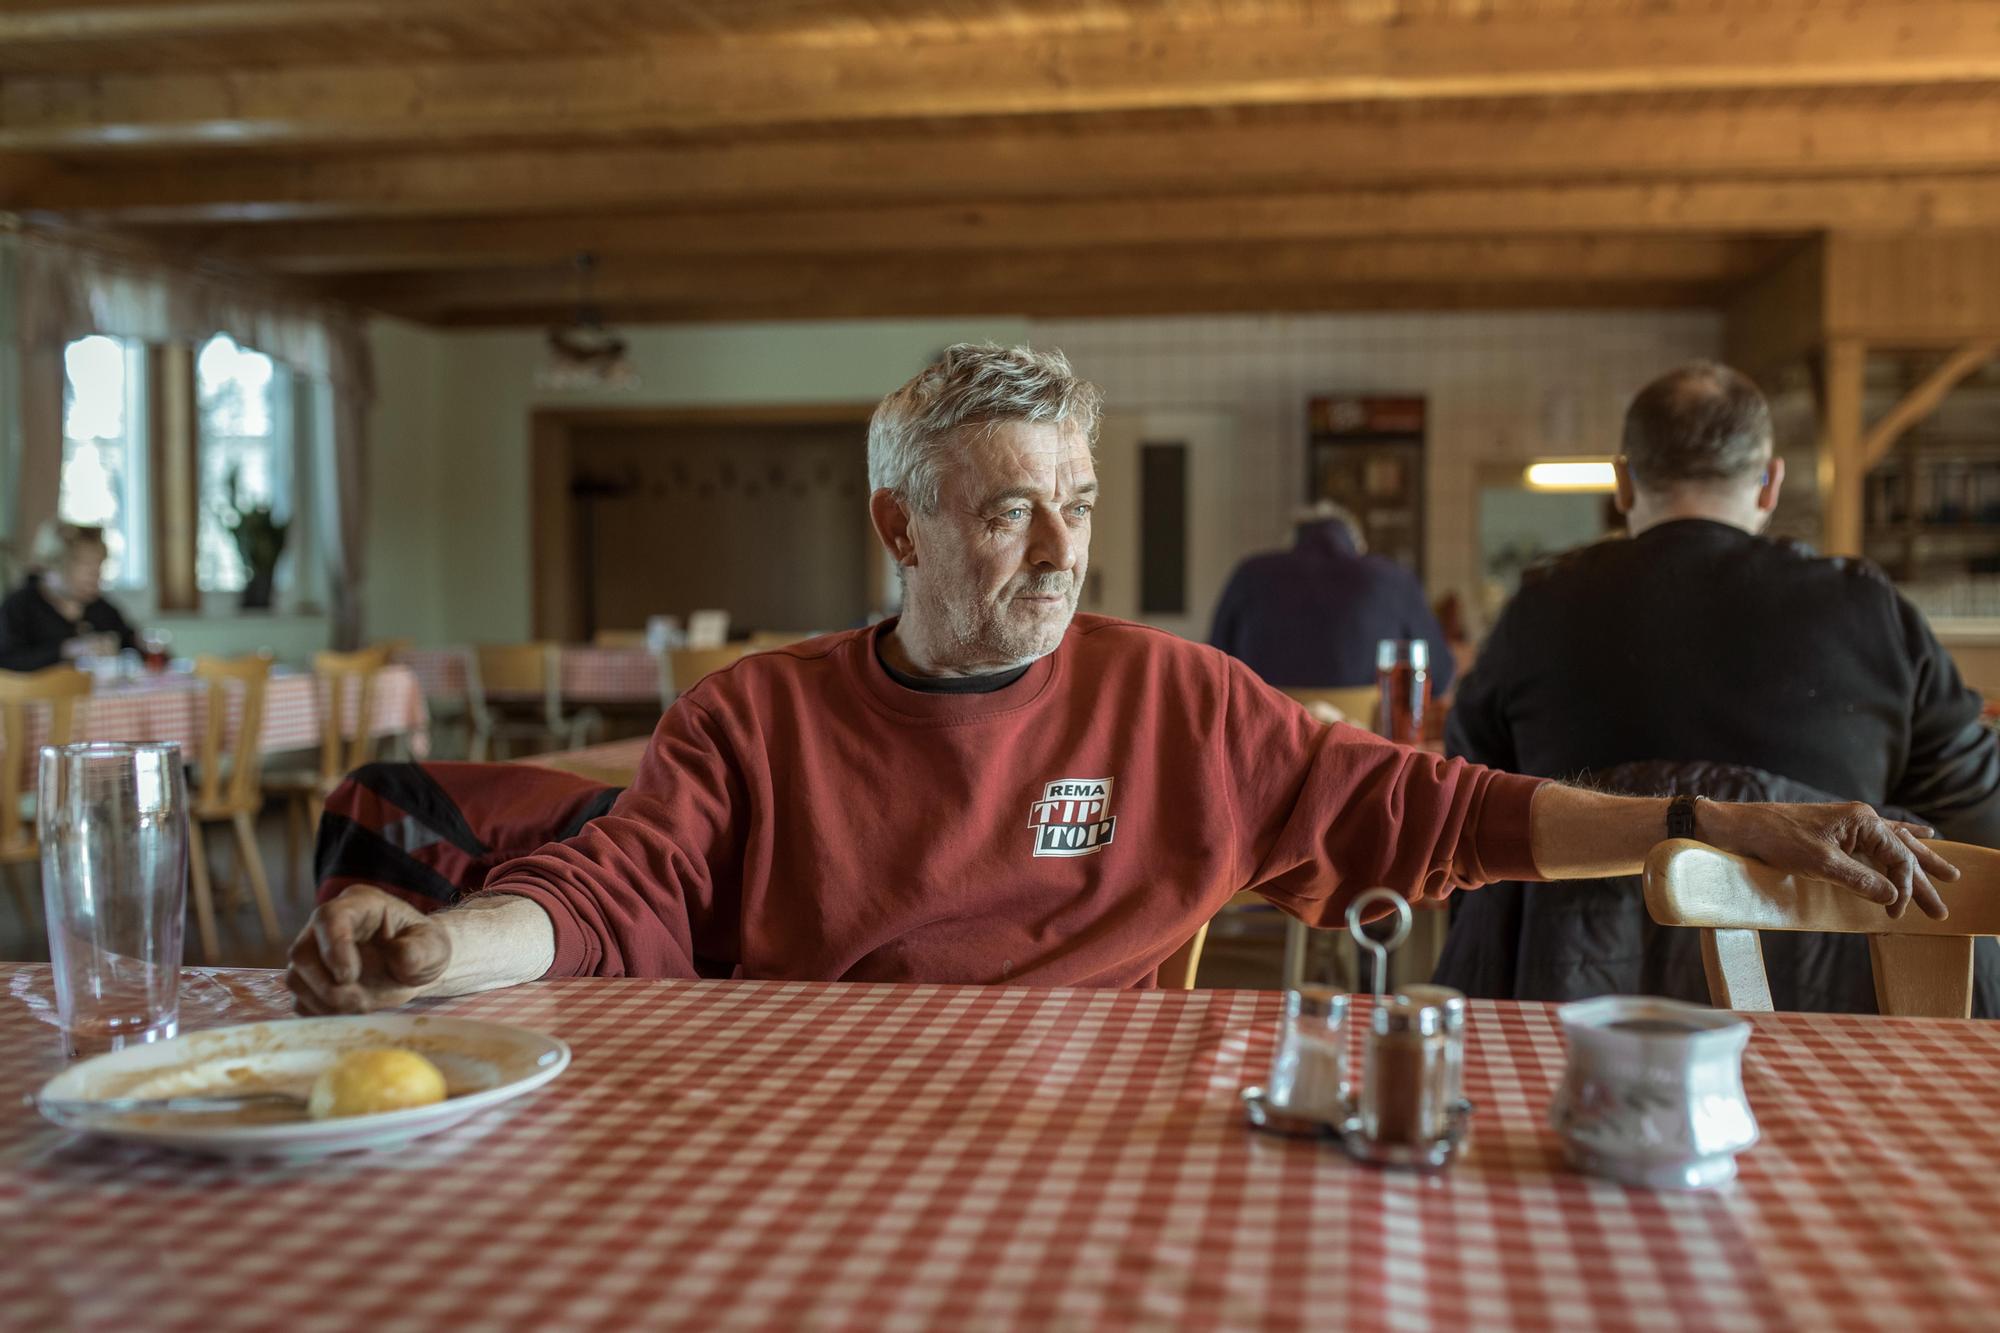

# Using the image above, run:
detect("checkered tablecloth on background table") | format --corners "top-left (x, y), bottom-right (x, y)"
top-left (0, 666), bottom-right (429, 785)
top-left (399, 647), bottom-right (661, 706)
top-left (5, 968), bottom-right (1999, 1331)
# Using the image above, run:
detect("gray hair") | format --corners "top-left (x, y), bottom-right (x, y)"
top-left (30, 520), bottom-right (106, 570)
top-left (1621, 362), bottom-right (1774, 489)
top-left (868, 343), bottom-right (1103, 512)
top-left (1292, 498), bottom-right (1367, 553)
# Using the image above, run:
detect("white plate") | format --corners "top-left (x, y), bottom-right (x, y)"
top-left (35, 1013), bottom-right (571, 1160)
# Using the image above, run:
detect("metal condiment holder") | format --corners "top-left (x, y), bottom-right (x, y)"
top-left (1244, 888), bottom-right (1475, 1170)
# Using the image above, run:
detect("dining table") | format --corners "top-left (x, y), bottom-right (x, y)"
top-left (5, 965), bottom-right (1998, 1330)
top-left (399, 647), bottom-right (662, 707)
top-left (0, 665), bottom-right (430, 783)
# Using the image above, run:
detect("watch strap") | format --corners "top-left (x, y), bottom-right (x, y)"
top-left (1666, 794), bottom-right (1701, 840)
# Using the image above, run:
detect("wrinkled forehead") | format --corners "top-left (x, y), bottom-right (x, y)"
top-left (942, 419), bottom-right (1096, 502)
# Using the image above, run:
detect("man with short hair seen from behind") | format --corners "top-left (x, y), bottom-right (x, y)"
top-left (1439, 361), bottom-right (2000, 1010)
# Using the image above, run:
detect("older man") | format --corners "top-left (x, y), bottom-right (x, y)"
top-left (287, 346), bottom-right (1955, 1014)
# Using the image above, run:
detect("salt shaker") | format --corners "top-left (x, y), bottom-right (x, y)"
top-left (1266, 984), bottom-right (1350, 1117)
top-left (1395, 983), bottom-right (1467, 1108)
top-left (1361, 996), bottom-right (1450, 1147)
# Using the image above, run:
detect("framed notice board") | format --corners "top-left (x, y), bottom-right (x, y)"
top-left (1305, 395), bottom-right (1427, 577)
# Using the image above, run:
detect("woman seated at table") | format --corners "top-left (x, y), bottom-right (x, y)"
top-left (0, 521), bottom-right (138, 672)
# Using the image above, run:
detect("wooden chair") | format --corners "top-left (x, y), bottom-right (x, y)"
top-left (1159, 921), bottom-right (1209, 990)
top-left (1283, 686), bottom-right (1381, 729)
top-left (469, 643), bottom-right (600, 760)
top-left (1644, 837), bottom-right (2000, 1018)
top-left (659, 645), bottom-right (749, 707)
top-left (187, 654), bottom-right (281, 961)
top-left (0, 667), bottom-right (93, 923)
top-left (594, 629), bottom-right (649, 648)
top-left (264, 646), bottom-right (391, 897)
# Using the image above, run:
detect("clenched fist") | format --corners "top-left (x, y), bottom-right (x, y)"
top-left (285, 885), bottom-right (453, 1015)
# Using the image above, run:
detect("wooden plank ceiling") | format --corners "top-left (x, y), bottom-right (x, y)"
top-left (4, 0), bottom-right (2000, 326)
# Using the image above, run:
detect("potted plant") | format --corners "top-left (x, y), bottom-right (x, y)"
top-left (220, 469), bottom-right (289, 610)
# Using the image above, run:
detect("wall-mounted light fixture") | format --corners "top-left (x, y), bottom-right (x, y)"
top-left (1522, 459), bottom-right (1617, 492)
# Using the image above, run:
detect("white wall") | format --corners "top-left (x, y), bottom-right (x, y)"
top-left (1038, 311), bottom-right (1723, 628)
top-left (393, 318), bottom-right (1029, 644)
top-left (364, 309), bottom-right (1721, 646)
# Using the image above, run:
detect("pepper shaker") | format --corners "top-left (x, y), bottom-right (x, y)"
top-left (1361, 996), bottom-right (1450, 1148)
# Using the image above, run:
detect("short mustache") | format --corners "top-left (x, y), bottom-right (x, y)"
top-left (1012, 574), bottom-right (1075, 597)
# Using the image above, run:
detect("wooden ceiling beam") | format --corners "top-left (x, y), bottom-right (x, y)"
top-left (17, 92), bottom-right (2000, 223)
top-left (411, 279), bottom-right (1731, 327)
top-left (326, 236), bottom-right (1779, 317)
top-left (7, 4), bottom-right (2000, 150)
top-left (141, 175), bottom-right (2000, 274)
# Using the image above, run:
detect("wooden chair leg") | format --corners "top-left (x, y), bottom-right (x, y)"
top-left (231, 810), bottom-right (283, 948)
top-left (3, 861), bottom-right (39, 927)
top-left (284, 796), bottom-right (303, 902)
top-left (186, 819), bottom-right (220, 962)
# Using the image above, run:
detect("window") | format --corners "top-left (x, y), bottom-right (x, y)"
top-left (60, 335), bottom-right (149, 588)
top-left (196, 333), bottom-right (292, 593)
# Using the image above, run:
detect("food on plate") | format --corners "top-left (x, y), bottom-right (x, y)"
top-left (307, 1048), bottom-right (448, 1120)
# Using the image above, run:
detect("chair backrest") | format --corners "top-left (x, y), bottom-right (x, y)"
top-left (1283, 686), bottom-right (1381, 732)
top-left (313, 646), bottom-right (391, 781)
top-left (473, 643), bottom-right (556, 696)
top-left (662, 646), bottom-right (749, 705)
top-left (594, 629), bottom-right (648, 648)
top-left (1644, 837), bottom-right (2000, 1018)
top-left (0, 666), bottom-right (93, 852)
top-left (194, 653), bottom-right (273, 811)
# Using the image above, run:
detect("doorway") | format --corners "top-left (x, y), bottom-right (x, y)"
top-left (530, 406), bottom-right (880, 641)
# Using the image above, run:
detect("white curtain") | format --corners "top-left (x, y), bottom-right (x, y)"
top-left (0, 227), bottom-right (375, 646)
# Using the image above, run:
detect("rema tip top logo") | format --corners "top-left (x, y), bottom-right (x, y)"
top-left (1027, 777), bottom-right (1117, 858)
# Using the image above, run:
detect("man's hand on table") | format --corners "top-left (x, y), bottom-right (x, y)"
top-left (286, 886), bottom-right (452, 1014)
top-left (1695, 799), bottom-right (1956, 922)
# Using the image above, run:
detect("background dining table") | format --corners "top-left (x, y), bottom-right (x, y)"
top-left (399, 647), bottom-right (661, 707)
top-left (4, 965), bottom-right (1997, 1330)
top-left (0, 665), bottom-right (430, 782)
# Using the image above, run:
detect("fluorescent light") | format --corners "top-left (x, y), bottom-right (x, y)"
top-left (1523, 460), bottom-right (1617, 492)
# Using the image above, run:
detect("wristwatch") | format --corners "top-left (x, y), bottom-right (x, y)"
top-left (1666, 794), bottom-right (1703, 840)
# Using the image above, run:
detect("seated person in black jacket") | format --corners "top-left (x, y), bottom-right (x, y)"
top-left (1440, 361), bottom-right (2000, 1013)
top-left (0, 522), bottom-right (138, 673)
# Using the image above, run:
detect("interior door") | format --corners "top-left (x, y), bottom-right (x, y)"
top-left (1089, 409), bottom-right (1241, 641)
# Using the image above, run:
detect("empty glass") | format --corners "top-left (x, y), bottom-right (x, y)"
top-left (39, 742), bottom-right (189, 1056)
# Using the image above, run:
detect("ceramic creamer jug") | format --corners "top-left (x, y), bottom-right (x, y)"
top-left (1550, 995), bottom-right (1758, 1190)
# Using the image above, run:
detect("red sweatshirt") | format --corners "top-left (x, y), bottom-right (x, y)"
top-left (482, 615), bottom-right (1546, 987)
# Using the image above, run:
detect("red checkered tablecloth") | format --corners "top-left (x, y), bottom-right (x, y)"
top-left (0, 666), bottom-right (430, 787)
top-left (399, 647), bottom-right (661, 706)
top-left (5, 968), bottom-right (1999, 1330)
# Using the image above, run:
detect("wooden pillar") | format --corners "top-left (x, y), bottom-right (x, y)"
top-left (1820, 338), bottom-right (1868, 559)
top-left (148, 342), bottom-right (200, 611)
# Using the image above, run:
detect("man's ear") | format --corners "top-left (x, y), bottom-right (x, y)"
top-left (1611, 458), bottom-right (1637, 516)
top-left (869, 489), bottom-right (919, 568)
top-left (1756, 456), bottom-right (1786, 513)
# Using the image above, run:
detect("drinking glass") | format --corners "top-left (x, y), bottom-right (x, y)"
top-left (39, 742), bottom-right (188, 1057)
top-left (1374, 639), bottom-right (1432, 744)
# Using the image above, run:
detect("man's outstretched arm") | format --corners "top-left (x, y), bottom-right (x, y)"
top-left (1528, 784), bottom-right (1957, 921)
